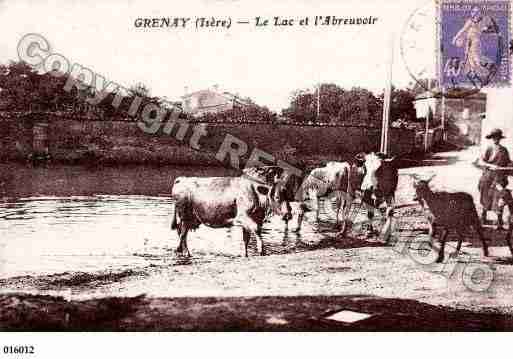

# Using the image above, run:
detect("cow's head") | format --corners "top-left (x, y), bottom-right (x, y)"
top-left (360, 152), bottom-right (398, 206)
top-left (410, 173), bottom-right (435, 201)
top-left (242, 165), bottom-right (304, 218)
top-left (361, 152), bottom-right (389, 191)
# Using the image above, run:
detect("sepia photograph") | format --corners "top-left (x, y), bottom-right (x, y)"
top-left (1, 0), bottom-right (513, 343)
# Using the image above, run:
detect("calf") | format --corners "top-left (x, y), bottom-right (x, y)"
top-left (410, 174), bottom-right (513, 262)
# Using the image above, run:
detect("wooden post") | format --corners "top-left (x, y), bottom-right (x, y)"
top-left (380, 35), bottom-right (394, 155)
top-left (424, 107), bottom-right (431, 152)
top-left (441, 94), bottom-right (446, 141)
top-left (316, 83), bottom-right (320, 119)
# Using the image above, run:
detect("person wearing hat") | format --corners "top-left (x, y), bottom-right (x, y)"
top-left (477, 128), bottom-right (512, 229)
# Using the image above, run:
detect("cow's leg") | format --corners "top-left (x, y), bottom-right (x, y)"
top-left (361, 190), bottom-right (375, 237)
top-left (256, 231), bottom-right (265, 256)
top-left (504, 226), bottom-right (513, 257)
top-left (242, 227), bottom-right (251, 258)
top-left (248, 224), bottom-right (265, 256)
top-left (281, 201), bottom-right (291, 233)
top-left (176, 222), bottom-right (190, 257)
top-left (504, 198), bottom-right (513, 257)
top-left (427, 214), bottom-right (435, 239)
top-left (315, 196), bottom-right (321, 222)
top-left (334, 191), bottom-right (342, 227)
top-left (451, 229), bottom-right (464, 258)
top-left (365, 202), bottom-right (375, 237)
top-left (238, 216), bottom-right (265, 256)
top-left (436, 228), bottom-right (448, 263)
top-left (337, 193), bottom-right (353, 236)
top-left (473, 225), bottom-right (490, 257)
top-left (495, 190), bottom-right (507, 231)
top-left (381, 196), bottom-right (395, 244)
top-left (295, 203), bottom-right (306, 232)
top-left (306, 189), bottom-right (319, 222)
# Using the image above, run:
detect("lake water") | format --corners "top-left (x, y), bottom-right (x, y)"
top-left (0, 163), bottom-right (344, 279)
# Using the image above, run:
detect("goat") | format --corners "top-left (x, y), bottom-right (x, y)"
top-left (410, 174), bottom-right (513, 262)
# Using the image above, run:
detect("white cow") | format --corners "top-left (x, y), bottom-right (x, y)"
top-left (170, 166), bottom-right (300, 257)
top-left (296, 161), bottom-right (365, 232)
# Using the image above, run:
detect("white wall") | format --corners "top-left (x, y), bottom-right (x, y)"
top-left (414, 98), bottom-right (437, 119)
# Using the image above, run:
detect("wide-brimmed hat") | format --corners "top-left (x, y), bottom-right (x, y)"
top-left (485, 128), bottom-right (506, 139)
top-left (354, 152), bottom-right (366, 162)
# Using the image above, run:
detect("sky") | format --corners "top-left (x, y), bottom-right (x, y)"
top-left (0, 0), bottom-right (437, 111)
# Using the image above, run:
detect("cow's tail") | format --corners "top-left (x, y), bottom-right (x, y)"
top-left (170, 178), bottom-right (180, 230)
top-left (170, 205), bottom-right (177, 230)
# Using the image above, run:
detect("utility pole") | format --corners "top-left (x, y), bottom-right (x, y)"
top-left (316, 82), bottom-right (321, 119)
top-left (441, 93), bottom-right (446, 141)
top-left (381, 35), bottom-right (394, 155)
top-left (424, 108), bottom-right (431, 152)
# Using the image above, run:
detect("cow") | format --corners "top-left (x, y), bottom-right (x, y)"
top-left (295, 160), bottom-right (366, 233)
top-left (409, 174), bottom-right (506, 263)
top-left (170, 166), bottom-right (302, 258)
top-left (360, 152), bottom-right (399, 242)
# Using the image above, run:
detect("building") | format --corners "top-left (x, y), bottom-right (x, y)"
top-left (413, 89), bottom-right (487, 146)
top-left (484, 87), bottom-right (513, 150)
top-left (181, 85), bottom-right (250, 116)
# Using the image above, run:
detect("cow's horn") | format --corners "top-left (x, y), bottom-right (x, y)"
top-left (384, 156), bottom-right (396, 162)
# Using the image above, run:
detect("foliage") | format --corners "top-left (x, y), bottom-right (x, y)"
top-left (388, 88), bottom-right (417, 122)
top-left (0, 61), bottom-right (81, 112)
top-left (192, 104), bottom-right (276, 123)
top-left (0, 61), bottom-right (167, 122)
top-left (282, 83), bottom-right (383, 124)
top-left (282, 83), bottom-right (417, 125)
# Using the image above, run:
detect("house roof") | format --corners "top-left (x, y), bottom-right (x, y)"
top-left (181, 88), bottom-right (250, 106)
top-left (181, 89), bottom-right (212, 99)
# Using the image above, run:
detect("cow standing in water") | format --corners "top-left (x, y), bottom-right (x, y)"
top-left (360, 152), bottom-right (399, 242)
top-left (295, 158), bottom-right (366, 233)
top-left (170, 166), bottom-right (302, 257)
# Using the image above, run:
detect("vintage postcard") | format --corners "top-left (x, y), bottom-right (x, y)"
top-left (2, 0), bottom-right (513, 349)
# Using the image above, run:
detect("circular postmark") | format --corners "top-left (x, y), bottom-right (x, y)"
top-left (401, 0), bottom-right (511, 98)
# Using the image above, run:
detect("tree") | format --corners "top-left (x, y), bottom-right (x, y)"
top-left (338, 87), bottom-right (382, 125)
top-left (0, 61), bottom-right (83, 112)
top-left (129, 82), bottom-right (150, 98)
top-left (389, 88), bottom-right (417, 122)
top-left (282, 83), bottom-right (383, 125)
top-left (282, 88), bottom-right (317, 123)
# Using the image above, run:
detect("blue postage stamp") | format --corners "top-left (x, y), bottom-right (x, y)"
top-left (438, 0), bottom-right (511, 89)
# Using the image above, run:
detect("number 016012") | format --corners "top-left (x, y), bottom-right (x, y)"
top-left (3, 346), bottom-right (35, 355)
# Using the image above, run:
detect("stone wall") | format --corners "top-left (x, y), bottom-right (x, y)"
top-left (0, 113), bottom-right (417, 166)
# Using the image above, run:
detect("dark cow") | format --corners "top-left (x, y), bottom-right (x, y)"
top-left (360, 152), bottom-right (399, 241)
top-left (170, 166), bottom-right (302, 257)
top-left (409, 174), bottom-right (504, 263)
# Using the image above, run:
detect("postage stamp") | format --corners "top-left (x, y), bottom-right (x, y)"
top-left (438, 0), bottom-right (511, 90)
